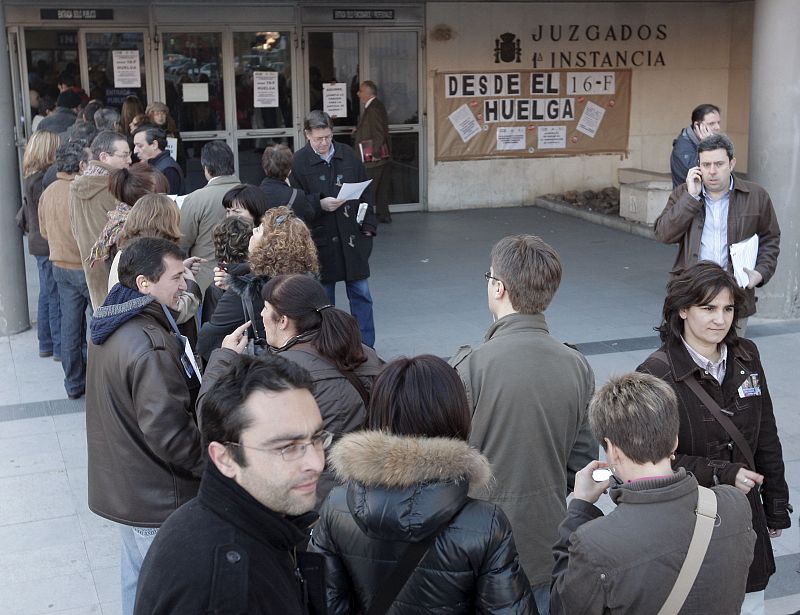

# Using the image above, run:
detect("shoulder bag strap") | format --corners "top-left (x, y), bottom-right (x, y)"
top-left (287, 188), bottom-right (298, 209)
top-left (240, 296), bottom-right (262, 354)
top-left (650, 350), bottom-right (756, 471)
top-left (294, 345), bottom-right (371, 408)
top-left (683, 377), bottom-right (756, 471)
top-left (364, 533), bottom-right (437, 615)
top-left (656, 485), bottom-right (717, 615)
top-left (364, 500), bottom-right (467, 615)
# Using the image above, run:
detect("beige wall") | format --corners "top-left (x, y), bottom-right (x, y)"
top-left (425, 1), bottom-right (753, 210)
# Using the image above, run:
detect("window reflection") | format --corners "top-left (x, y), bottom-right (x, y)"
top-left (86, 33), bottom-right (147, 108)
top-left (233, 32), bottom-right (293, 130)
top-left (367, 32), bottom-right (418, 125)
top-left (307, 32), bottom-right (359, 126)
top-left (162, 33), bottom-right (225, 131)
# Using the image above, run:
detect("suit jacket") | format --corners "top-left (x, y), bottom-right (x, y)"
top-left (353, 97), bottom-right (390, 169)
top-left (179, 174), bottom-right (241, 292)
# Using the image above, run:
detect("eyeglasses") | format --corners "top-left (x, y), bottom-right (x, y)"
top-left (484, 271), bottom-right (502, 283)
top-left (112, 151), bottom-right (131, 159)
top-left (308, 134), bottom-right (333, 144)
top-left (225, 430), bottom-right (333, 462)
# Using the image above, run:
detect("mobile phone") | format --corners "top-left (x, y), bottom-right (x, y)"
top-left (218, 261), bottom-right (228, 272)
top-left (592, 468), bottom-right (613, 482)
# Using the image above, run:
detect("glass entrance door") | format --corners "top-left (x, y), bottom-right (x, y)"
top-left (161, 31), bottom-right (228, 191)
top-left (303, 27), bottom-right (422, 210)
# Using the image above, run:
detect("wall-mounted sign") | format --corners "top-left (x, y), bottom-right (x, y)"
top-left (41, 9), bottom-right (114, 20)
top-left (333, 9), bottom-right (394, 20)
top-left (435, 69), bottom-right (631, 162)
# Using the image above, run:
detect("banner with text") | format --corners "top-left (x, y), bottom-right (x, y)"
top-left (434, 69), bottom-right (631, 162)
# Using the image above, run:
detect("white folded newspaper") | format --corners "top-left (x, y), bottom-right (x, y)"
top-left (729, 234), bottom-right (759, 288)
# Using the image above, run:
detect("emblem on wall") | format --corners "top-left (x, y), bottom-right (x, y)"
top-left (494, 33), bottom-right (521, 63)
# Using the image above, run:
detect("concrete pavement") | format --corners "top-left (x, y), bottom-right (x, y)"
top-left (1, 205), bottom-right (798, 614)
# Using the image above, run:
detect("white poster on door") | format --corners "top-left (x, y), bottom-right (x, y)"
top-left (183, 83), bottom-right (209, 103)
top-left (253, 71), bottom-right (279, 108)
top-left (112, 50), bottom-right (140, 88)
top-left (323, 83), bottom-right (347, 118)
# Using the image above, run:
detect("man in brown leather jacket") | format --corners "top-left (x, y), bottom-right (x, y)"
top-left (86, 237), bottom-right (203, 615)
top-left (655, 133), bottom-right (780, 325)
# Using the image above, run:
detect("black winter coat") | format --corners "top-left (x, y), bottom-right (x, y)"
top-left (259, 176), bottom-right (315, 224)
top-left (310, 431), bottom-right (537, 614)
top-left (289, 142), bottom-right (377, 283)
top-left (197, 264), bottom-right (267, 362)
top-left (637, 336), bottom-right (791, 592)
top-left (134, 462), bottom-right (326, 615)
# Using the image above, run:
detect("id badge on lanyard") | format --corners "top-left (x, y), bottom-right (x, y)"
top-left (162, 305), bottom-right (202, 383)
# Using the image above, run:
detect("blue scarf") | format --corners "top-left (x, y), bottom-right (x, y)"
top-left (90, 284), bottom-right (155, 345)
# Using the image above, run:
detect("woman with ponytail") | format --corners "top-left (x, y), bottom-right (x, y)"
top-left (262, 273), bottom-right (383, 506)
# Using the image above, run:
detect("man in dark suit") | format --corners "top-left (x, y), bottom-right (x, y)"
top-left (353, 80), bottom-right (392, 223)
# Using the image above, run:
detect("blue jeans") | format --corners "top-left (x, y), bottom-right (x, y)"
top-left (52, 266), bottom-right (90, 395)
top-left (35, 255), bottom-right (61, 357)
top-left (119, 524), bottom-right (159, 615)
top-left (322, 278), bottom-right (375, 347)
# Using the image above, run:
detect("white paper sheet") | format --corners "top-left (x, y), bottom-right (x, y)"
top-left (254, 71), bottom-right (279, 108)
top-left (729, 234), bottom-right (759, 288)
top-left (183, 83), bottom-right (209, 103)
top-left (112, 50), bottom-right (140, 88)
top-left (448, 104), bottom-right (481, 143)
top-left (496, 126), bottom-right (526, 151)
top-left (323, 83), bottom-right (347, 118)
top-left (576, 101), bottom-right (605, 138)
top-left (336, 179), bottom-right (373, 202)
top-left (538, 125), bottom-right (567, 149)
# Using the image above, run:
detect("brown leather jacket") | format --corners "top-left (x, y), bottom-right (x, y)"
top-left (654, 176), bottom-right (781, 317)
top-left (87, 302), bottom-right (204, 527)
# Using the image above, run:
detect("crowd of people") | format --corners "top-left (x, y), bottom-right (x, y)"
top-left (17, 88), bottom-right (793, 615)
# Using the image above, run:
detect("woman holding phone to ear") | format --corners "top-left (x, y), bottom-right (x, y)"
top-left (637, 262), bottom-right (790, 614)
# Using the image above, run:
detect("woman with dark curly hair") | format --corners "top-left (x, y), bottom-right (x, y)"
top-left (197, 206), bottom-right (318, 362)
top-left (201, 216), bottom-right (253, 324)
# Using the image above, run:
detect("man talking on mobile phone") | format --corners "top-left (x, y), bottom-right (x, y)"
top-left (670, 103), bottom-right (722, 188)
top-left (655, 133), bottom-right (781, 333)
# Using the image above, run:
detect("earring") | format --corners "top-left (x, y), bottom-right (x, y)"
top-left (670, 452), bottom-right (676, 462)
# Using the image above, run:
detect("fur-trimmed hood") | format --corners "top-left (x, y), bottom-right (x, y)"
top-left (331, 431), bottom-right (491, 489)
top-left (329, 431), bottom-right (493, 541)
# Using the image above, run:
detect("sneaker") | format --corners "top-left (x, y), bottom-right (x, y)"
top-left (67, 390), bottom-right (85, 400)
top-left (53, 356), bottom-right (62, 363)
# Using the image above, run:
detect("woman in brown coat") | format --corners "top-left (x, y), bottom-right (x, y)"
top-left (637, 262), bottom-right (791, 612)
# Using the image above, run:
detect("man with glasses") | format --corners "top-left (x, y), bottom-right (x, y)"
top-left (290, 110), bottom-right (378, 347)
top-left (69, 130), bottom-right (132, 308)
top-left (449, 235), bottom-right (596, 615)
top-left (135, 338), bottom-right (327, 614)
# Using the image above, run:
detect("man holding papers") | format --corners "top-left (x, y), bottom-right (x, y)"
top-left (290, 110), bottom-right (378, 347)
top-left (655, 134), bottom-right (780, 328)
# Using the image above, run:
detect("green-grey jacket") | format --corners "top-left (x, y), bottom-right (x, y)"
top-left (450, 312), bottom-right (596, 586)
